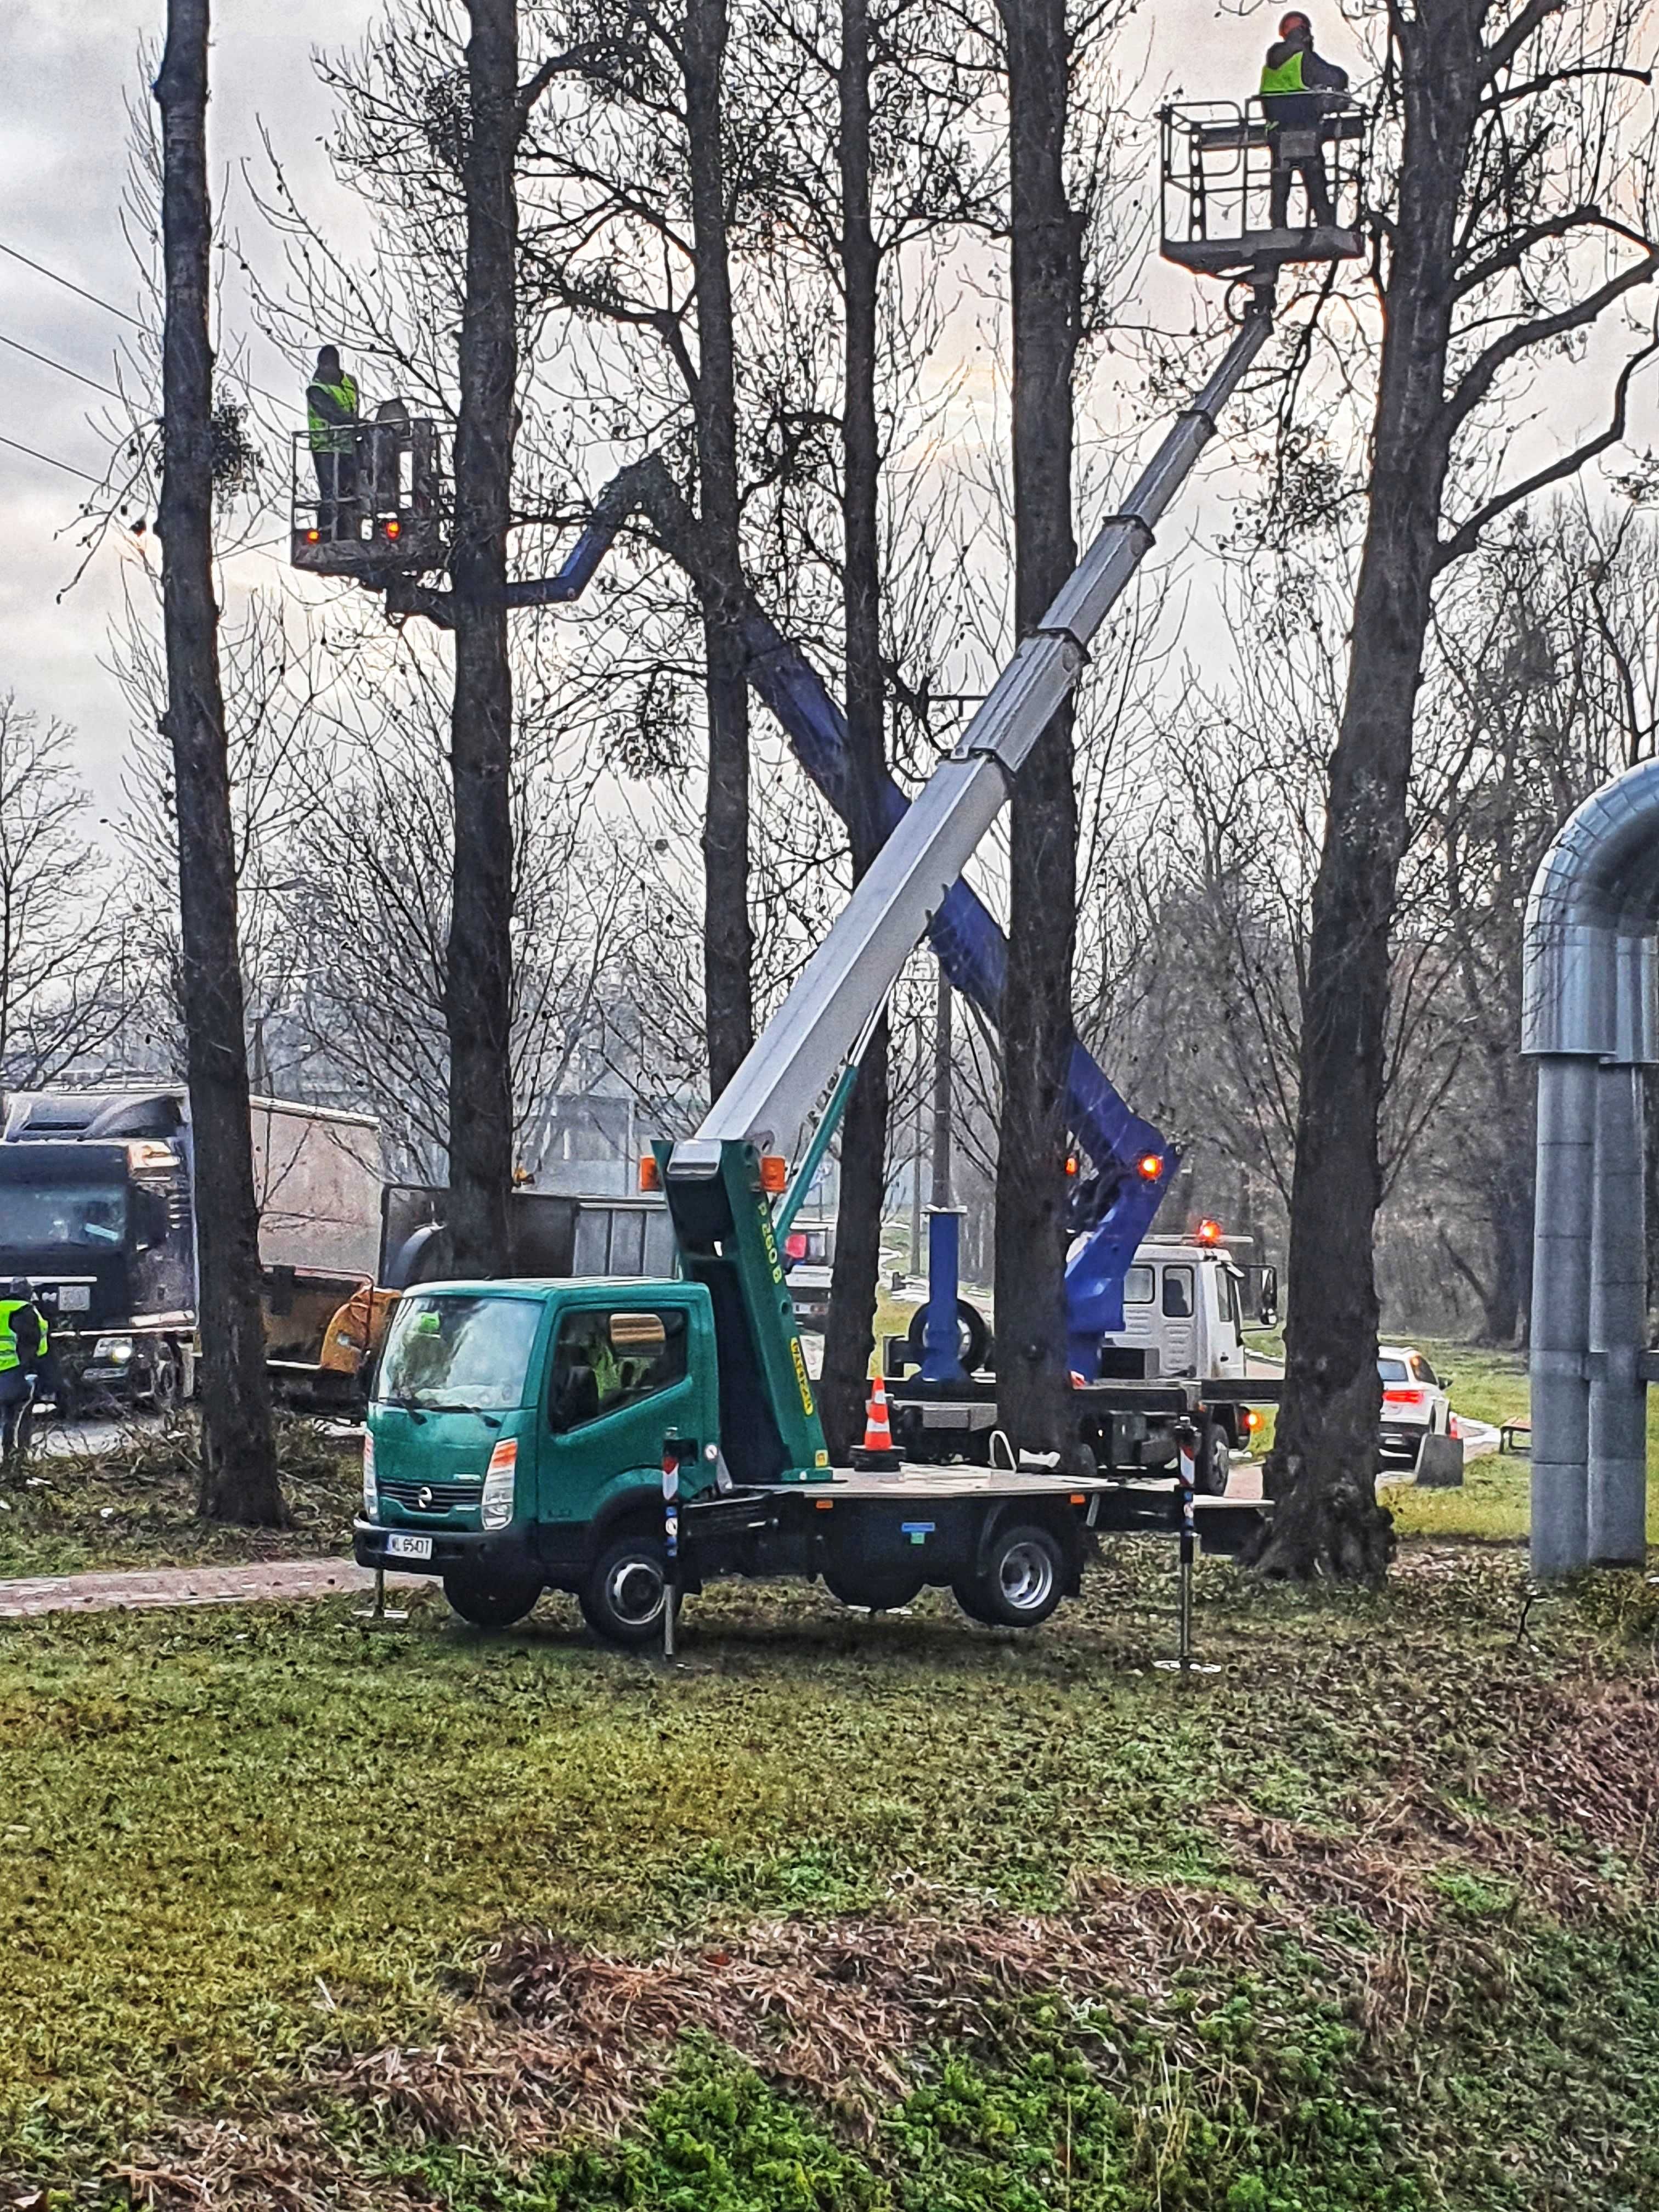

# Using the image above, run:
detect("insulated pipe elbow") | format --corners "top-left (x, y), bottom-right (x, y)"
top-left (1522, 758), bottom-right (1659, 1064)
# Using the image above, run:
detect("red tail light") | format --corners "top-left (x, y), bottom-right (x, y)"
top-left (1383, 1387), bottom-right (1428, 1408)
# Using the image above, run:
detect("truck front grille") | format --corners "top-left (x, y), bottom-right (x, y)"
top-left (378, 1478), bottom-right (481, 1512)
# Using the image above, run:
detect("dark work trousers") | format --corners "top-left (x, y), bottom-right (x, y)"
top-left (0, 1373), bottom-right (35, 1460)
top-left (1269, 143), bottom-right (1334, 228)
top-left (312, 448), bottom-right (359, 538)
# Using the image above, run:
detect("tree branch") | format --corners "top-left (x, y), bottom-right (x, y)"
top-left (1443, 249), bottom-right (1659, 441)
top-left (1435, 318), bottom-right (1659, 572)
top-left (1480, 0), bottom-right (1566, 87)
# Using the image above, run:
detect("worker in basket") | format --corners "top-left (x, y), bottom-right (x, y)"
top-left (0, 1277), bottom-right (48, 1464)
top-left (1259, 12), bottom-right (1349, 230)
top-left (306, 343), bottom-right (360, 539)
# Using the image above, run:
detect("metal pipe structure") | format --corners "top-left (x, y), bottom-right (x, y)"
top-left (1521, 759), bottom-right (1659, 1573)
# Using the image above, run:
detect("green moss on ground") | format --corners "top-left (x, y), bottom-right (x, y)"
top-left (0, 1416), bottom-right (356, 1578)
top-left (3, 1542), bottom-right (1658, 2205)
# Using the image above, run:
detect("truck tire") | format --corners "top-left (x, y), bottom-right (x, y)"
top-left (955, 1522), bottom-right (1065, 1629)
top-left (822, 1563), bottom-right (926, 1612)
top-left (442, 1564), bottom-right (543, 1629)
top-left (904, 1299), bottom-right (991, 1375)
top-left (580, 1528), bottom-right (670, 1647)
top-left (1195, 1419), bottom-right (1232, 1497)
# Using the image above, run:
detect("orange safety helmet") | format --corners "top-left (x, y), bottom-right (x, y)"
top-left (1279, 10), bottom-right (1312, 33)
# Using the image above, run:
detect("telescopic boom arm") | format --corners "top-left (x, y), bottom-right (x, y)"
top-left (685, 301), bottom-right (1274, 1159)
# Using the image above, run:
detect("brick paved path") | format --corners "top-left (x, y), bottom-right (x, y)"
top-left (0, 1557), bottom-right (411, 1620)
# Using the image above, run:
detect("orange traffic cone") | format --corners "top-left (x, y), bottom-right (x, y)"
top-left (851, 1373), bottom-right (903, 1471)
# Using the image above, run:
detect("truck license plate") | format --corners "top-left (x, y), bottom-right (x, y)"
top-left (58, 1285), bottom-right (91, 1312)
top-left (385, 1533), bottom-right (432, 1561)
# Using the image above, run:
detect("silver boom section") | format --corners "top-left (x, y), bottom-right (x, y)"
top-left (693, 306), bottom-right (1274, 1154)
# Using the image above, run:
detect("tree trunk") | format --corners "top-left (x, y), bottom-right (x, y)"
top-left (994, 0), bottom-right (1081, 1457)
top-left (684, 0), bottom-right (753, 1095)
top-left (1261, 13), bottom-right (1482, 1578)
top-left (820, 0), bottom-right (890, 1460)
top-left (445, 0), bottom-right (520, 1276)
top-left (155, 0), bottom-right (284, 1526)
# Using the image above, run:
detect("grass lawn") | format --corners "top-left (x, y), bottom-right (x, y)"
top-left (0, 1417), bottom-right (357, 1580)
top-left (3, 1544), bottom-right (1659, 2205)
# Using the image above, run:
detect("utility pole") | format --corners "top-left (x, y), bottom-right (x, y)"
top-left (155, 0), bottom-right (285, 1525)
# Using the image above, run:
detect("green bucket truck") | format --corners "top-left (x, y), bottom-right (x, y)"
top-left (357, 295), bottom-right (1288, 1641)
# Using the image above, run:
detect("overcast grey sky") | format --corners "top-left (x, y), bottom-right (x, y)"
top-left (2, 1), bottom-right (355, 808)
top-left (3, 1), bottom-right (1646, 819)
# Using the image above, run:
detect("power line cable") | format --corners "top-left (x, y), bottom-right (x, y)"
top-left (0, 239), bottom-right (146, 331)
top-left (0, 329), bottom-right (124, 402)
top-left (0, 428), bottom-right (105, 485)
top-left (0, 236), bottom-right (294, 411)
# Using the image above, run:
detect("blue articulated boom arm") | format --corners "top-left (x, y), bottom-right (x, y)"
top-left (527, 457), bottom-right (1177, 1341)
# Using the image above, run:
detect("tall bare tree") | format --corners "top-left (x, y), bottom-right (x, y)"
top-left (994, 0), bottom-right (1082, 1457)
top-left (445, 0), bottom-right (523, 1274)
top-left (1265, 0), bottom-right (1659, 1578)
top-left (154, 0), bottom-right (284, 1526)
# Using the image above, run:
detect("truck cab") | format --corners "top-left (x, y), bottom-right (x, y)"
top-left (357, 1276), bottom-right (721, 1635)
top-left (1098, 1238), bottom-right (1255, 1384)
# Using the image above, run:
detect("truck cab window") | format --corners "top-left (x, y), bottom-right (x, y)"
top-left (1124, 1265), bottom-right (1154, 1305)
top-left (551, 1306), bottom-right (688, 1431)
top-left (1223, 1269), bottom-right (1244, 1333)
top-left (1161, 1266), bottom-right (1194, 1319)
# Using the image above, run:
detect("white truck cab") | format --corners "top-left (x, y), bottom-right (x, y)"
top-left (1096, 1233), bottom-right (1280, 1385)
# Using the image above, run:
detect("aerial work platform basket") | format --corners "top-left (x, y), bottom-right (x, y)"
top-left (289, 409), bottom-right (448, 580)
top-left (1159, 98), bottom-right (1367, 284)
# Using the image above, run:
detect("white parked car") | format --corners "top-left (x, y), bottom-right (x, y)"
top-left (1378, 1345), bottom-right (1455, 1464)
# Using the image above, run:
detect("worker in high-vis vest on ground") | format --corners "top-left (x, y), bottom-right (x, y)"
top-left (306, 343), bottom-right (360, 538)
top-left (0, 1278), bottom-right (47, 1463)
top-left (1260, 13), bottom-right (1348, 230)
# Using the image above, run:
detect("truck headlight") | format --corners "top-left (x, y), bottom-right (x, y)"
top-left (93, 1338), bottom-right (134, 1363)
top-left (481, 1438), bottom-right (517, 1531)
top-left (362, 1432), bottom-right (378, 1521)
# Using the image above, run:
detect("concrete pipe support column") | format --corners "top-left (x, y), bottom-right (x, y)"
top-left (1589, 1061), bottom-right (1649, 1564)
top-left (1528, 1055), bottom-right (1597, 1575)
top-left (1522, 758), bottom-right (1659, 1577)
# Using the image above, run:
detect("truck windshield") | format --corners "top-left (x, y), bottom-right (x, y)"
top-left (376, 1294), bottom-right (542, 1412)
top-left (0, 1186), bottom-right (126, 1249)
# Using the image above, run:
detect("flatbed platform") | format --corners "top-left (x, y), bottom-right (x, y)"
top-left (698, 1465), bottom-right (1268, 1558)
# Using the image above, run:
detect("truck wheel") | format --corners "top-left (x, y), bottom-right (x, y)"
top-left (821, 1564), bottom-right (926, 1612)
top-left (442, 1564), bottom-right (543, 1629)
top-left (580, 1530), bottom-right (669, 1647)
top-left (1195, 1420), bottom-right (1232, 1497)
top-left (904, 1299), bottom-right (991, 1375)
top-left (955, 1522), bottom-right (1065, 1629)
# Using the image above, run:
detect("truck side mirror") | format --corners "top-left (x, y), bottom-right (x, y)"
top-left (1257, 1266), bottom-right (1279, 1329)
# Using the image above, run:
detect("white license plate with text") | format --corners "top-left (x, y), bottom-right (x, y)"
top-left (58, 1285), bottom-right (91, 1312)
top-left (385, 1533), bottom-right (433, 1561)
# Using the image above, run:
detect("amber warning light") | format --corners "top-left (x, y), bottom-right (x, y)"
top-left (638, 1154), bottom-right (662, 1192)
top-left (1137, 1153), bottom-right (1164, 1181)
top-left (385, 519), bottom-right (401, 539)
top-left (1197, 1217), bottom-right (1223, 1245)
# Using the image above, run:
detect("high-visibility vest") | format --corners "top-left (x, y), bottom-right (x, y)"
top-left (307, 373), bottom-right (359, 454)
top-left (1260, 50), bottom-right (1308, 99)
top-left (0, 1300), bottom-right (42, 1375)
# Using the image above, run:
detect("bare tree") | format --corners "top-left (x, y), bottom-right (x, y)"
top-left (0, 704), bottom-right (134, 1088)
top-left (993, 0), bottom-right (1082, 1458)
top-left (154, 0), bottom-right (284, 1527)
top-left (1265, 0), bottom-right (1659, 1579)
